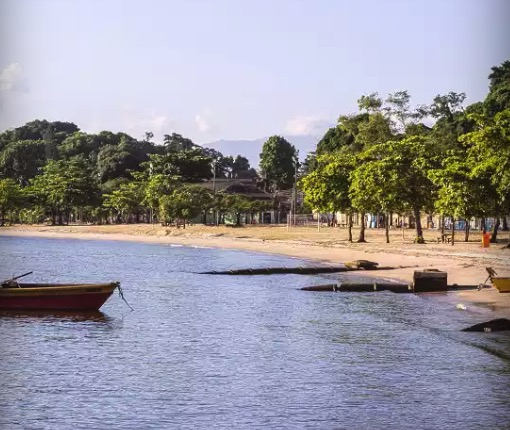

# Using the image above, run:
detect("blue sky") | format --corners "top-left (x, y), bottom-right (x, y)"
top-left (1, 0), bottom-right (509, 144)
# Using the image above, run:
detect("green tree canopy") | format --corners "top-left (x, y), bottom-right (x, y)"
top-left (30, 159), bottom-right (99, 224)
top-left (485, 60), bottom-right (510, 115)
top-left (259, 135), bottom-right (297, 190)
top-left (0, 178), bottom-right (23, 225)
top-left (300, 151), bottom-right (356, 240)
top-left (350, 136), bottom-right (437, 243)
top-left (103, 181), bottom-right (146, 223)
top-left (159, 185), bottom-right (213, 227)
top-left (0, 140), bottom-right (47, 185)
top-left (462, 109), bottom-right (510, 216)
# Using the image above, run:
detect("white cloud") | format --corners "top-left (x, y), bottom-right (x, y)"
top-left (195, 109), bottom-right (217, 134)
top-left (195, 113), bottom-right (211, 132)
top-left (0, 63), bottom-right (25, 92)
top-left (119, 105), bottom-right (171, 138)
top-left (146, 114), bottom-right (168, 131)
top-left (285, 115), bottom-right (332, 136)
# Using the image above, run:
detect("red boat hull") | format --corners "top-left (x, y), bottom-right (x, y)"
top-left (0, 283), bottom-right (118, 311)
top-left (0, 292), bottom-right (114, 311)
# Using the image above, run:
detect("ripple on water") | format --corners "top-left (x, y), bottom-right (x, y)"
top-left (1, 235), bottom-right (510, 429)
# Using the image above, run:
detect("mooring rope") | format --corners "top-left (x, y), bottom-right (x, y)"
top-left (116, 282), bottom-right (134, 311)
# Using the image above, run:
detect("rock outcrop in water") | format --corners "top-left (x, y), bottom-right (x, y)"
top-left (462, 318), bottom-right (510, 332)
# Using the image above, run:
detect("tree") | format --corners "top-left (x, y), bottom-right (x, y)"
top-left (485, 60), bottom-right (510, 115)
top-left (1, 120), bottom-right (79, 144)
top-left (336, 113), bottom-right (370, 153)
top-left (357, 93), bottom-right (383, 113)
top-left (299, 152), bottom-right (316, 175)
top-left (0, 140), bottom-right (47, 185)
top-left (355, 112), bottom-right (393, 148)
top-left (144, 131), bottom-right (154, 142)
top-left (31, 159), bottom-right (98, 225)
top-left (59, 132), bottom-right (102, 160)
top-left (300, 151), bottom-right (356, 241)
top-left (143, 173), bottom-right (179, 220)
top-left (316, 126), bottom-right (356, 155)
top-left (231, 155), bottom-right (256, 178)
top-left (0, 178), bottom-right (23, 225)
top-left (350, 155), bottom-right (409, 244)
top-left (461, 109), bottom-right (510, 242)
top-left (147, 148), bottom-right (213, 182)
top-left (220, 194), bottom-right (254, 226)
top-left (163, 133), bottom-right (194, 152)
top-left (259, 136), bottom-right (297, 190)
top-left (159, 185), bottom-right (213, 227)
top-left (103, 181), bottom-right (146, 223)
top-left (428, 92), bottom-right (466, 122)
top-left (95, 144), bottom-right (134, 183)
top-left (384, 90), bottom-right (421, 133)
top-left (350, 137), bottom-right (437, 243)
top-left (428, 150), bottom-right (486, 243)
top-left (351, 96), bottom-right (395, 241)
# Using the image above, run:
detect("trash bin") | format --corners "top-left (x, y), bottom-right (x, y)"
top-left (482, 233), bottom-right (491, 248)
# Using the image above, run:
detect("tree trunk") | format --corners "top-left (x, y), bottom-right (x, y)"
top-left (357, 212), bottom-right (366, 242)
top-left (490, 218), bottom-right (500, 243)
top-left (183, 218), bottom-right (186, 229)
top-left (440, 214), bottom-right (445, 236)
top-left (502, 217), bottom-right (508, 231)
top-left (481, 217), bottom-right (486, 234)
top-left (464, 219), bottom-right (470, 242)
top-left (348, 212), bottom-right (353, 242)
top-left (413, 207), bottom-right (424, 243)
top-left (385, 212), bottom-right (390, 243)
top-left (451, 217), bottom-right (455, 246)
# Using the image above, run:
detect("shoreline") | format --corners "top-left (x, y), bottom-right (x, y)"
top-left (1, 224), bottom-right (510, 315)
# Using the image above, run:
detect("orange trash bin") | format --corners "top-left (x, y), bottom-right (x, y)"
top-left (482, 233), bottom-right (491, 248)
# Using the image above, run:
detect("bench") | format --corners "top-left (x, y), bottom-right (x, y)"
top-left (437, 233), bottom-right (452, 243)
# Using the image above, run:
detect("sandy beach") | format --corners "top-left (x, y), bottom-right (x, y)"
top-left (2, 223), bottom-right (510, 315)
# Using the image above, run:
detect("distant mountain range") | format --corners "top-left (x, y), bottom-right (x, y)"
top-left (201, 135), bottom-right (322, 169)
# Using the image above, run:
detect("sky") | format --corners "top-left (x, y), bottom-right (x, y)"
top-left (1, 0), bottom-right (509, 145)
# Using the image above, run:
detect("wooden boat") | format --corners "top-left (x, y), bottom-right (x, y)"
top-left (491, 277), bottom-right (510, 293)
top-left (0, 280), bottom-right (119, 310)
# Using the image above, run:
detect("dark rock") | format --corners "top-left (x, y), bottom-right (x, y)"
top-left (345, 260), bottom-right (379, 270)
top-left (462, 318), bottom-right (510, 332)
top-left (300, 284), bottom-right (337, 292)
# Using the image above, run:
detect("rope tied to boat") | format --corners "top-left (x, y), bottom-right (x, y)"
top-left (116, 282), bottom-right (134, 311)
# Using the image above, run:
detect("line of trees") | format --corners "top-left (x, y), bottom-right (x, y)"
top-left (300, 60), bottom-right (510, 244)
top-left (0, 122), bottom-right (278, 226)
top-left (1, 60), bottom-right (508, 240)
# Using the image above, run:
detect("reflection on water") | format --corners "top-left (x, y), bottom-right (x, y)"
top-left (0, 310), bottom-right (110, 323)
top-left (1, 236), bottom-right (510, 429)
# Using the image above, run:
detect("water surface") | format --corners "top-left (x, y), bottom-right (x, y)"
top-left (1, 236), bottom-right (509, 429)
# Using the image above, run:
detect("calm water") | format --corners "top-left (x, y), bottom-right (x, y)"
top-left (1, 236), bottom-right (509, 429)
